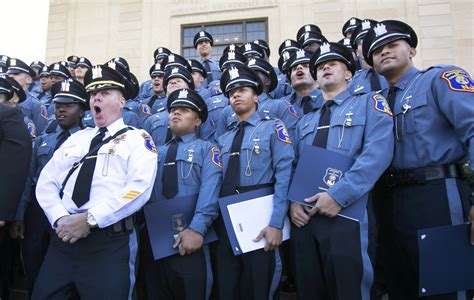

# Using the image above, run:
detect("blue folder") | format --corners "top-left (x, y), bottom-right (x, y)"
top-left (418, 223), bottom-right (474, 296)
top-left (144, 194), bottom-right (218, 260)
top-left (218, 187), bottom-right (274, 256)
top-left (287, 145), bottom-right (366, 221)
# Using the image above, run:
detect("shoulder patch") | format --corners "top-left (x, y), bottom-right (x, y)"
top-left (142, 132), bottom-right (157, 153)
top-left (286, 101), bottom-right (299, 119)
top-left (441, 69), bottom-right (473, 93)
top-left (141, 104), bottom-right (152, 115)
top-left (40, 104), bottom-right (49, 120)
top-left (372, 94), bottom-right (392, 116)
top-left (274, 120), bottom-right (292, 144)
top-left (27, 121), bottom-right (36, 138)
top-left (211, 146), bottom-right (222, 168)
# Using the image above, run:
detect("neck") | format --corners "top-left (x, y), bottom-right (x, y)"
top-left (385, 62), bottom-right (413, 86)
top-left (237, 109), bottom-right (256, 122)
top-left (295, 82), bottom-right (318, 97)
top-left (201, 53), bottom-right (211, 60)
top-left (322, 84), bottom-right (347, 101)
top-left (153, 91), bottom-right (165, 96)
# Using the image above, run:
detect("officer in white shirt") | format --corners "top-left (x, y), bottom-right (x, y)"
top-left (32, 62), bottom-right (158, 300)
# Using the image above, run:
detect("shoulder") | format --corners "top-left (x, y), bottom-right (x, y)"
top-left (271, 119), bottom-right (292, 144)
top-left (127, 128), bottom-right (158, 154)
top-left (424, 65), bottom-right (473, 93)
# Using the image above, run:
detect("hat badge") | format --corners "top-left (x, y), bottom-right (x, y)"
top-left (10, 59), bottom-right (16, 66)
top-left (199, 31), bottom-right (205, 37)
top-left (229, 67), bottom-right (240, 80)
top-left (158, 48), bottom-right (163, 53)
top-left (155, 63), bottom-right (161, 69)
top-left (343, 38), bottom-right (351, 46)
top-left (350, 18), bottom-right (356, 25)
top-left (374, 23), bottom-right (388, 37)
top-left (244, 43), bottom-right (252, 51)
top-left (61, 80), bottom-right (70, 92)
top-left (253, 40), bottom-right (259, 45)
top-left (285, 40), bottom-right (291, 47)
top-left (320, 43), bottom-right (331, 54)
top-left (178, 89), bottom-right (188, 99)
top-left (229, 44), bottom-right (236, 51)
top-left (34, 60), bottom-right (39, 65)
top-left (169, 54), bottom-right (175, 62)
top-left (305, 25), bottom-right (311, 32)
top-left (362, 20), bottom-right (371, 30)
top-left (1, 56), bottom-right (7, 62)
top-left (92, 66), bottom-right (102, 79)
top-left (108, 61), bottom-right (116, 70)
top-left (54, 63), bottom-right (60, 70)
top-left (80, 57), bottom-right (85, 62)
top-left (228, 51), bottom-right (236, 60)
top-left (248, 58), bottom-right (256, 66)
top-left (282, 51), bottom-right (290, 61)
top-left (171, 67), bottom-right (179, 74)
top-left (296, 49), bottom-right (305, 59)
top-left (304, 32), bottom-right (310, 40)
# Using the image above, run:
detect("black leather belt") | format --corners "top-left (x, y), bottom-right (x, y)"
top-left (91, 215), bottom-right (135, 236)
top-left (236, 182), bottom-right (274, 194)
top-left (384, 164), bottom-right (465, 187)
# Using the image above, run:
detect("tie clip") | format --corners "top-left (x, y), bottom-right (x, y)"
top-left (85, 155), bottom-right (98, 159)
top-left (164, 162), bottom-right (176, 166)
top-left (230, 152), bottom-right (240, 156)
top-left (317, 125), bottom-right (330, 129)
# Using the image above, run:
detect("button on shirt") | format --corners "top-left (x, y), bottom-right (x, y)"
top-left (36, 118), bottom-right (158, 228)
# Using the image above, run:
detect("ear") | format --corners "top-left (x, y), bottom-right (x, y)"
top-left (119, 97), bottom-right (126, 108)
top-left (25, 75), bottom-right (32, 85)
top-left (344, 70), bottom-right (353, 82)
top-left (408, 47), bottom-right (417, 59)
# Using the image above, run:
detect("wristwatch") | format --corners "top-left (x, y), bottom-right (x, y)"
top-left (86, 212), bottom-right (98, 228)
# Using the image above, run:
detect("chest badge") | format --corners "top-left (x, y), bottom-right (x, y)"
top-left (344, 112), bottom-right (353, 127)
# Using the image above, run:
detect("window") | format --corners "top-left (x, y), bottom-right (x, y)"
top-left (181, 20), bottom-right (268, 61)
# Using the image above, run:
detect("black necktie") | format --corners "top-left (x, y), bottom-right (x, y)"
top-left (165, 126), bottom-right (173, 143)
top-left (312, 100), bottom-right (334, 148)
top-left (203, 60), bottom-right (214, 83)
top-left (387, 86), bottom-right (397, 112)
top-left (148, 95), bottom-right (157, 112)
top-left (162, 136), bottom-right (181, 199)
top-left (301, 96), bottom-right (312, 115)
top-left (221, 121), bottom-right (247, 197)
top-left (71, 127), bottom-right (107, 207)
top-left (54, 129), bottom-right (70, 151)
top-left (369, 68), bottom-right (381, 92)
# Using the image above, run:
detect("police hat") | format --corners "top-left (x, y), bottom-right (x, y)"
top-left (338, 37), bottom-right (353, 50)
top-left (246, 57), bottom-right (278, 93)
top-left (39, 66), bottom-right (50, 77)
top-left (350, 19), bottom-right (377, 49)
top-left (30, 60), bottom-right (45, 70)
top-left (253, 39), bottom-right (270, 57)
top-left (278, 50), bottom-right (296, 73)
top-left (128, 72), bottom-right (140, 100)
top-left (67, 55), bottom-right (80, 68)
top-left (278, 39), bottom-right (301, 56)
top-left (0, 67), bottom-right (7, 75)
top-left (4, 77), bottom-right (26, 103)
top-left (241, 42), bottom-right (265, 59)
top-left (51, 79), bottom-right (89, 109)
top-left (84, 62), bottom-right (138, 99)
top-left (163, 66), bottom-right (195, 91)
top-left (167, 88), bottom-right (208, 122)
top-left (223, 44), bottom-right (243, 55)
top-left (48, 63), bottom-right (71, 79)
top-left (162, 53), bottom-right (192, 73)
top-left (108, 57), bottom-right (130, 71)
top-left (76, 57), bottom-right (92, 69)
top-left (220, 64), bottom-right (262, 97)
top-left (0, 55), bottom-right (10, 68)
top-left (296, 24), bottom-right (323, 41)
top-left (153, 47), bottom-right (171, 62)
top-left (309, 42), bottom-right (356, 79)
top-left (0, 77), bottom-right (14, 101)
top-left (298, 31), bottom-right (327, 48)
top-left (342, 17), bottom-right (362, 36)
top-left (363, 20), bottom-right (418, 66)
top-left (193, 30), bottom-right (213, 48)
top-left (219, 51), bottom-right (246, 71)
top-left (7, 58), bottom-right (36, 78)
top-left (149, 62), bottom-right (165, 77)
top-left (285, 49), bottom-right (312, 71)
top-left (188, 59), bottom-right (207, 78)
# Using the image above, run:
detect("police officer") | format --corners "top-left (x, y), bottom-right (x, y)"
top-left (29, 60), bottom-right (46, 97)
top-left (193, 30), bottom-right (222, 87)
top-left (241, 42), bottom-right (266, 60)
top-left (32, 62), bottom-right (157, 299)
top-left (7, 58), bottom-right (49, 134)
top-left (142, 88), bottom-right (221, 299)
top-left (289, 42), bottom-right (394, 299)
top-left (215, 65), bottom-right (294, 299)
top-left (0, 90), bottom-right (32, 298)
top-left (363, 20), bottom-right (474, 300)
top-left (74, 56), bottom-right (92, 84)
top-left (10, 79), bottom-right (87, 295)
top-left (189, 59), bottom-right (211, 99)
top-left (1, 76), bottom-right (37, 139)
top-left (283, 49), bottom-right (322, 117)
top-left (298, 31), bottom-right (327, 54)
top-left (66, 55), bottom-right (80, 78)
top-left (37, 66), bottom-right (52, 108)
top-left (347, 19), bottom-right (388, 95)
top-left (342, 17), bottom-right (362, 39)
top-left (136, 47), bottom-right (172, 102)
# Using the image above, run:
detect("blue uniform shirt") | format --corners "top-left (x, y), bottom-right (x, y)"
top-left (200, 58), bottom-right (221, 88)
top-left (18, 93), bottom-right (48, 134)
top-left (348, 67), bottom-right (388, 95)
top-left (198, 94), bottom-right (228, 144)
top-left (284, 88), bottom-right (323, 118)
top-left (15, 125), bottom-right (82, 220)
top-left (142, 110), bottom-right (170, 147)
top-left (195, 84), bottom-right (211, 100)
top-left (386, 65), bottom-right (474, 171)
top-left (137, 79), bottom-right (153, 101)
top-left (294, 89), bottom-right (394, 208)
top-left (136, 95), bottom-right (167, 128)
top-left (150, 132), bottom-right (222, 235)
top-left (218, 112), bottom-right (295, 229)
top-left (270, 73), bottom-right (294, 99)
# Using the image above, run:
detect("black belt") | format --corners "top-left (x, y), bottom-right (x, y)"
top-left (384, 164), bottom-right (465, 187)
top-left (236, 182), bottom-right (274, 194)
top-left (91, 215), bottom-right (135, 236)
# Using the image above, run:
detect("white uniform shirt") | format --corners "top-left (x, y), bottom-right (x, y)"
top-left (36, 118), bottom-right (158, 228)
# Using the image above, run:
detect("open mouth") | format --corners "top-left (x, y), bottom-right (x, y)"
top-left (57, 115), bottom-right (66, 120)
top-left (94, 106), bottom-right (102, 114)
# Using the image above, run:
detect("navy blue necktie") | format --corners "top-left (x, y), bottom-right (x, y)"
top-left (54, 130), bottom-right (70, 151)
top-left (312, 100), bottom-right (334, 148)
top-left (221, 121), bottom-right (247, 197)
top-left (162, 137), bottom-right (181, 199)
top-left (203, 60), bottom-right (214, 83)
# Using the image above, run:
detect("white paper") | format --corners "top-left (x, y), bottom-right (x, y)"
top-left (227, 194), bottom-right (290, 253)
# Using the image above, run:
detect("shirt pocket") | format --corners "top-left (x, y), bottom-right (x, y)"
top-left (176, 148), bottom-right (203, 186)
top-left (97, 144), bottom-right (130, 179)
top-left (395, 94), bottom-right (428, 136)
top-left (241, 136), bottom-right (271, 174)
top-left (328, 115), bottom-right (366, 151)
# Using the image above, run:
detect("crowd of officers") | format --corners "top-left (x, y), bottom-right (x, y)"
top-left (0, 17), bottom-right (473, 300)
